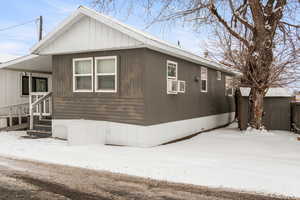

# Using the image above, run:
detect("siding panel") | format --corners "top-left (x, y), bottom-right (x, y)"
top-left (52, 49), bottom-right (146, 125)
top-left (41, 16), bottom-right (142, 55)
top-left (144, 49), bottom-right (235, 125)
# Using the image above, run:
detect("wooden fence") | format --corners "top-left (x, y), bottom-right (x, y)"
top-left (291, 102), bottom-right (300, 133)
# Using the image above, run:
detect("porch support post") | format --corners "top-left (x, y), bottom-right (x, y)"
top-left (9, 108), bottom-right (12, 127)
top-left (29, 73), bottom-right (33, 130)
top-left (18, 105), bottom-right (22, 125)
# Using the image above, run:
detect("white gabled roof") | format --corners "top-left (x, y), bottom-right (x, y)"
top-left (240, 87), bottom-right (293, 97)
top-left (31, 6), bottom-right (235, 75)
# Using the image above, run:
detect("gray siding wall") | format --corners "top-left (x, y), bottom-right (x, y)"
top-left (52, 49), bottom-right (146, 125)
top-left (239, 97), bottom-right (291, 130)
top-left (143, 49), bottom-right (235, 125)
top-left (52, 48), bottom-right (235, 126)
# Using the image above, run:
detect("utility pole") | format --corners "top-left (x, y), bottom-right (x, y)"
top-left (38, 16), bottom-right (43, 41)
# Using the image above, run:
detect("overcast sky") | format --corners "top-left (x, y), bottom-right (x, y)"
top-left (0, 0), bottom-right (210, 63)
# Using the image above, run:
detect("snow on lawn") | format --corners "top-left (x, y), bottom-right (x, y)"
top-left (0, 124), bottom-right (300, 198)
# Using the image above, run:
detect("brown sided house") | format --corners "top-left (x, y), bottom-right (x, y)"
top-left (0, 6), bottom-right (236, 147)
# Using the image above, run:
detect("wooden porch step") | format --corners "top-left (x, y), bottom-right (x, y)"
top-left (34, 118), bottom-right (52, 126)
top-left (34, 124), bottom-right (52, 132)
top-left (27, 130), bottom-right (52, 138)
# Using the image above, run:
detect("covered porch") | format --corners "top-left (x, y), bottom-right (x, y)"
top-left (0, 55), bottom-right (52, 132)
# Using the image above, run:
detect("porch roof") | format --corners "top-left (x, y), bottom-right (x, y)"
top-left (0, 54), bottom-right (52, 73)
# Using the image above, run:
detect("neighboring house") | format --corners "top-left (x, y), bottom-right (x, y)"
top-left (238, 87), bottom-right (293, 131)
top-left (0, 6), bottom-right (236, 147)
top-left (0, 55), bottom-right (52, 128)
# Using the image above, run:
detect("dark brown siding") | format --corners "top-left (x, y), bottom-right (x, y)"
top-left (143, 49), bottom-right (235, 125)
top-left (239, 97), bottom-right (292, 130)
top-left (52, 49), bottom-right (146, 125)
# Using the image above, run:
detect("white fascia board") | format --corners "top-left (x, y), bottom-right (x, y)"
top-left (36, 45), bottom-right (147, 56)
top-left (0, 54), bottom-right (38, 69)
top-left (146, 45), bottom-right (235, 75)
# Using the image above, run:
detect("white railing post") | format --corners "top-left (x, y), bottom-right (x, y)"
top-left (43, 99), bottom-right (46, 115)
top-left (29, 94), bottom-right (34, 130)
top-left (39, 103), bottom-right (43, 120)
top-left (29, 73), bottom-right (34, 130)
top-left (18, 105), bottom-right (22, 125)
top-left (9, 107), bottom-right (12, 127)
top-left (49, 96), bottom-right (52, 115)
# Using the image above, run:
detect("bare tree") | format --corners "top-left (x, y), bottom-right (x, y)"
top-left (91, 0), bottom-right (300, 129)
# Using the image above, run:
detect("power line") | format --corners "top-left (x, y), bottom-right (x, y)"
top-left (0, 18), bottom-right (38, 32)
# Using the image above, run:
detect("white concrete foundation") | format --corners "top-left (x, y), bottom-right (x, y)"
top-left (0, 118), bottom-right (7, 129)
top-left (52, 112), bottom-right (235, 147)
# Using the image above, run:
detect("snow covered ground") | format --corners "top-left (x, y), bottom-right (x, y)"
top-left (0, 123), bottom-right (300, 198)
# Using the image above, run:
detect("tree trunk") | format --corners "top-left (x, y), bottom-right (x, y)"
top-left (249, 88), bottom-right (265, 129)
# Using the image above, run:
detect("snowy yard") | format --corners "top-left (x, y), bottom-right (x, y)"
top-left (0, 123), bottom-right (300, 198)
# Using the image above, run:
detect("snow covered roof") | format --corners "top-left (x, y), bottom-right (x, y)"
top-left (0, 54), bottom-right (52, 73)
top-left (30, 6), bottom-right (236, 75)
top-left (240, 87), bottom-right (293, 97)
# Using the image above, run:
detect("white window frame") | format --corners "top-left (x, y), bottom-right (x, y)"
top-left (73, 57), bottom-right (94, 93)
top-left (217, 71), bottom-right (222, 80)
top-left (201, 67), bottom-right (208, 93)
top-left (225, 76), bottom-right (234, 96)
top-left (167, 60), bottom-right (178, 94)
top-left (95, 56), bottom-right (118, 93)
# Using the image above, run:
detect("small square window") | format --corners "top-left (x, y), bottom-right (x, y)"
top-left (75, 76), bottom-right (92, 90)
top-left (97, 75), bottom-right (115, 90)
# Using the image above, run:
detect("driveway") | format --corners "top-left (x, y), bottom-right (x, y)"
top-left (0, 156), bottom-right (294, 200)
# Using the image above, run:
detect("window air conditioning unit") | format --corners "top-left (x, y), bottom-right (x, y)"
top-left (178, 80), bottom-right (186, 93)
top-left (167, 79), bottom-right (178, 94)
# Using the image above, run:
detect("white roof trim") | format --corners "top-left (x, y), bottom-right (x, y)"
top-left (240, 87), bottom-right (293, 97)
top-left (31, 6), bottom-right (236, 75)
top-left (0, 54), bottom-right (38, 69)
